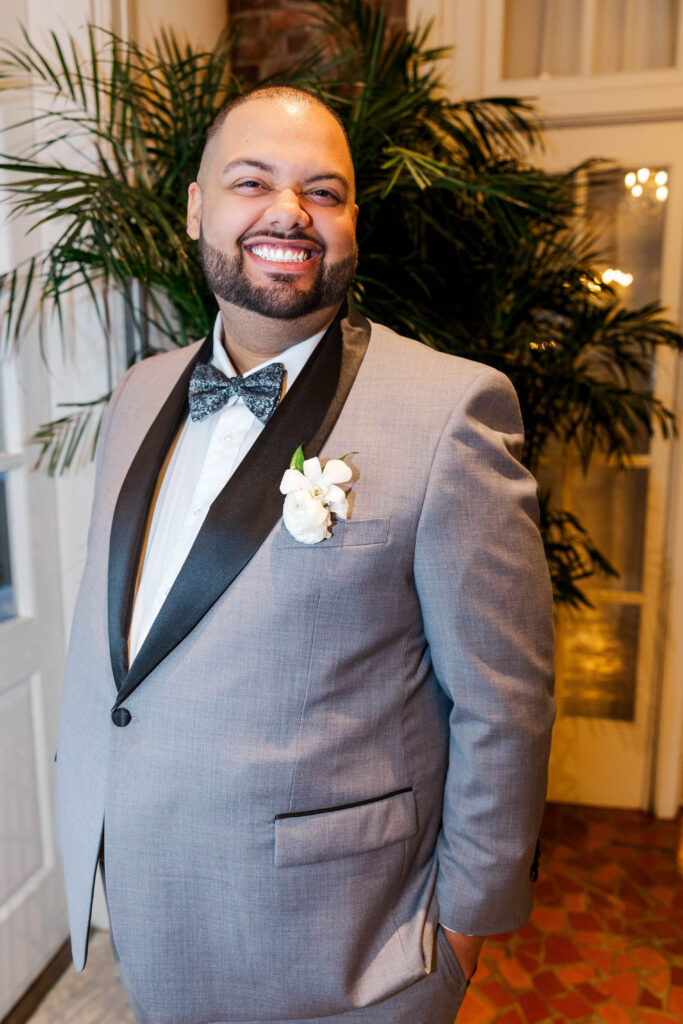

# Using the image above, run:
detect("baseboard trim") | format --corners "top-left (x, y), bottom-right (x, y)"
top-left (1, 941), bottom-right (72, 1024)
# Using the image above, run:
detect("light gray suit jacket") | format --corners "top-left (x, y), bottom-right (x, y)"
top-left (55, 305), bottom-right (555, 1023)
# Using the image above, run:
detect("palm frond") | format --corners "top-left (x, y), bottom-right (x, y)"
top-left (31, 396), bottom-right (109, 475)
top-left (539, 495), bottom-right (620, 609)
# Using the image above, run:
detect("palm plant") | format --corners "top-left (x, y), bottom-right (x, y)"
top-left (1, 0), bottom-right (681, 606)
top-left (0, 25), bottom-right (237, 349)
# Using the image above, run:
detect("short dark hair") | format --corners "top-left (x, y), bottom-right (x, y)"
top-left (199, 85), bottom-right (352, 177)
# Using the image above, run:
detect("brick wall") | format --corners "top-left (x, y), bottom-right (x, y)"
top-left (229, 0), bottom-right (407, 83)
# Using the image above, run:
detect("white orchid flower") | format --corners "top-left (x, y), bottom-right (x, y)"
top-left (282, 491), bottom-right (332, 544)
top-left (280, 454), bottom-right (354, 544)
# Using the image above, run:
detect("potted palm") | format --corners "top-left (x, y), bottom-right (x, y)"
top-left (1, 0), bottom-right (680, 605)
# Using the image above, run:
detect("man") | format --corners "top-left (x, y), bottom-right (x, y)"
top-left (55, 86), bottom-right (555, 1024)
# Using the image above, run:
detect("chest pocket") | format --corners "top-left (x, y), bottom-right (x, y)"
top-left (275, 516), bottom-right (390, 550)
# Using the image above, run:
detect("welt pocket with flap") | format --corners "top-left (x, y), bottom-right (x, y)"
top-left (275, 516), bottom-right (390, 550)
top-left (274, 787), bottom-right (417, 867)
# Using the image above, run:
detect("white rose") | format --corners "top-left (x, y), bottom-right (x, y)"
top-left (282, 490), bottom-right (332, 544)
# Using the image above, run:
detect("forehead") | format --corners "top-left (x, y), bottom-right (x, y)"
top-left (213, 96), bottom-right (354, 186)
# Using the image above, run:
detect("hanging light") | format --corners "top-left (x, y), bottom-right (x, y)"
top-left (624, 171), bottom-right (637, 188)
top-left (632, 184), bottom-right (643, 197)
top-left (655, 170), bottom-right (668, 186)
top-left (637, 168), bottom-right (650, 183)
top-left (656, 185), bottom-right (668, 201)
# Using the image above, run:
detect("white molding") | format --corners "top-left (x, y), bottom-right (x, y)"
top-left (540, 106), bottom-right (683, 130)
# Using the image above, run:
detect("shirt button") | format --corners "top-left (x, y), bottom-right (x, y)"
top-left (112, 708), bottom-right (131, 727)
top-left (192, 506), bottom-right (203, 517)
top-left (222, 432), bottom-right (233, 443)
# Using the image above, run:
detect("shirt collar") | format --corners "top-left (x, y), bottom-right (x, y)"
top-left (210, 312), bottom-right (330, 394)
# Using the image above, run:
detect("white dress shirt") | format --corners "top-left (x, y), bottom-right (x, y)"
top-left (128, 312), bottom-right (328, 662)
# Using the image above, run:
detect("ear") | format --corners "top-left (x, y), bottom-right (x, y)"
top-left (353, 203), bottom-right (359, 226)
top-left (187, 182), bottom-right (202, 240)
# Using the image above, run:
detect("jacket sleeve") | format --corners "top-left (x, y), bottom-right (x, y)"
top-left (413, 366), bottom-right (555, 936)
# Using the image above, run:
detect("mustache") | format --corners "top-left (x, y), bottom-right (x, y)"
top-left (238, 229), bottom-right (325, 250)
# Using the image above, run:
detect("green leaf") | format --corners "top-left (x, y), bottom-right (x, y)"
top-left (338, 451), bottom-right (359, 461)
top-left (290, 445), bottom-right (305, 472)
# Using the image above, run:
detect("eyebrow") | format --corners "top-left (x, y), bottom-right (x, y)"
top-left (221, 159), bottom-right (350, 192)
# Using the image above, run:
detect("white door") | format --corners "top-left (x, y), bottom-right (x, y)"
top-left (0, 2), bottom-right (74, 1010)
top-left (0, 348), bottom-right (70, 1015)
top-left (540, 121), bottom-right (683, 810)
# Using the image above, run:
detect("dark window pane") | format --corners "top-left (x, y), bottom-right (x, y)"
top-left (593, 0), bottom-right (678, 72)
top-left (572, 466), bottom-right (648, 591)
top-left (503, 0), bottom-right (582, 78)
top-left (0, 472), bottom-right (17, 623)
top-left (562, 603), bottom-right (640, 720)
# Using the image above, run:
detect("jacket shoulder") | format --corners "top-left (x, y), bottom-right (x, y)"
top-left (126, 338), bottom-right (204, 383)
top-left (108, 338), bottom-right (203, 414)
top-left (366, 320), bottom-right (514, 396)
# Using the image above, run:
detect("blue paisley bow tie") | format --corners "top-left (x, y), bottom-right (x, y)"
top-left (188, 362), bottom-right (286, 425)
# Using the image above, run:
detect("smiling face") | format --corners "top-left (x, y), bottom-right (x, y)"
top-left (187, 93), bottom-right (358, 323)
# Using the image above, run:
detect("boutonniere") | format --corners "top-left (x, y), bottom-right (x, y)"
top-left (279, 445), bottom-right (356, 544)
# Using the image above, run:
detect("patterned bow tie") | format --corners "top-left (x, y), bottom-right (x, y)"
top-left (188, 362), bottom-right (286, 424)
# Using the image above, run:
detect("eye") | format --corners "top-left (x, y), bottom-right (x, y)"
top-left (234, 179), bottom-right (267, 193)
top-left (306, 188), bottom-right (341, 206)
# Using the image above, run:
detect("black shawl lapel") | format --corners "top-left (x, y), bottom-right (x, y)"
top-left (112, 301), bottom-right (371, 711)
top-left (107, 331), bottom-right (213, 690)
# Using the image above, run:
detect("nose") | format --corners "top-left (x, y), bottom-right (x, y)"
top-left (265, 188), bottom-right (311, 231)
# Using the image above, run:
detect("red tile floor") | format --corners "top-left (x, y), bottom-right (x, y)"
top-left (457, 803), bottom-right (683, 1023)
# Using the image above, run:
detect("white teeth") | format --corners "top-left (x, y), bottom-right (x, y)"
top-left (250, 245), bottom-right (312, 263)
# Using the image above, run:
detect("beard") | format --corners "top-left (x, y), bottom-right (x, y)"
top-left (199, 228), bottom-right (357, 320)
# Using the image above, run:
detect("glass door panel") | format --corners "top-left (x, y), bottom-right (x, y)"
top-left (593, 0), bottom-right (679, 73)
top-left (537, 118), bottom-right (683, 809)
top-left (550, 163), bottom-right (662, 755)
top-left (562, 603), bottom-right (640, 720)
top-left (586, 164), bottom-right (667, 313)
top-left (555, 162), bottom-right (663, 731)
top-left (572, 464), bottom-right (648, 592)
top-left (502, 0), bottom-right (681, 78)
top-left (503, 0), bottom-right (583, 78)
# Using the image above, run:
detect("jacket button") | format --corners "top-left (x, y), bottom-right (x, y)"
top-left (112, 708), bottom-right (131, 727)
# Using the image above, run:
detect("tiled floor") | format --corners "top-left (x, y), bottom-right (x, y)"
top-left (459, 803), bottom-right (683, 1023)
top-left (25, 803), bottom-right (683, 1024)
top-left (26, 931), bottom-right (134, 1024)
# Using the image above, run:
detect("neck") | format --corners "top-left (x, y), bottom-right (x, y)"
top-left (217, 300), bottom-right (341, 374)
